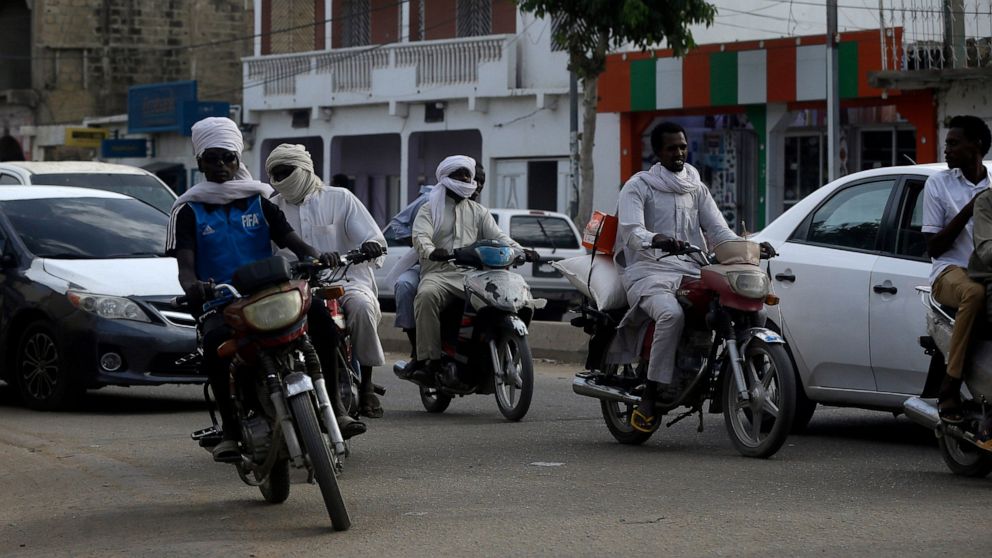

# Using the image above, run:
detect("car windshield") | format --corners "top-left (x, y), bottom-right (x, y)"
top-left (30, 173), bottom-right (175, 213)
top-left (0, 197), bottom-right (168, 259)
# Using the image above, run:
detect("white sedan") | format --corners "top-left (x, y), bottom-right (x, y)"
top-left (755, 162), bottom-right (992, 431)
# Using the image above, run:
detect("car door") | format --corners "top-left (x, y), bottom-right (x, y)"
top-left (869, 175), bottom-right (932, 394)
top-left (773, 176), bottom-right (899, 391)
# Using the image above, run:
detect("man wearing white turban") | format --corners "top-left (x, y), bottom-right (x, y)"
top-left (411, 155), bottom-right (537, 389)
top-left (167, 118), bottom-right (365, 462)
top-left (266, 143), bottom-right (388, 418)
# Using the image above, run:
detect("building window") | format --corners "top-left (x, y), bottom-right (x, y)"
top-left (784, 134), bottom-right (827, 210)
top-left (342, 0), bottom-right (371, 47)
top-left (457, 0), bottom-right (492, 37)
top-left (859, 128), bottom-right (916, 170)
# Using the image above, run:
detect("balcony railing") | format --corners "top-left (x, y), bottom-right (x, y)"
top-left (880, 0), bottom-right (992, 71)
top-left (244, 35), bottom-right (511, 98)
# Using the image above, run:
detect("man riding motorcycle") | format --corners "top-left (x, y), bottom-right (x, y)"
top-left (266, 143), bottom-right (388, 419)
top-left (409, 155), bottom-right (538, 389)
top-left (611, 121), bottom-right (773, 432)
top-left (166, 117), bottom-right (361, 462)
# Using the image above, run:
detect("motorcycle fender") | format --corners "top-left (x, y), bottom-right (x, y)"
top-left (507, 315), bottom-right (528, 336)
top-left (740, 327), bottom-right (785, 353)
top-left (284, 371), bottom-right (314, 398)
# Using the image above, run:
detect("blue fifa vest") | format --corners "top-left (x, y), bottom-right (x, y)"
top-left (189, 195), bottom-right (272, 284)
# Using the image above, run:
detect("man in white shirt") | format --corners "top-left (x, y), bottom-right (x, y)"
top-left (266, 144), bottom-right (388, 419)
top-left (922, 115), bottom-right (992, 424)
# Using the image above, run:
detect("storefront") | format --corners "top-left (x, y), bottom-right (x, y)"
top-left (597, 29), bottom-right (938, 230)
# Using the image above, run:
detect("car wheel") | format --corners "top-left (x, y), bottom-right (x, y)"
top-left (15, 322), bottom-right (81, 410)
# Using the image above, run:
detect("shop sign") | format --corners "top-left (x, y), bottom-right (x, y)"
top-left (100, 139), bottom-right (148, 158)
top-left (64, 127), bottom-right (109, 148)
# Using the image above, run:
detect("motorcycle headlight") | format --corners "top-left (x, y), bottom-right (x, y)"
top-left (67, 291), bottom-right (150, 323)
top-left (242, 290), bottom-right (304, 331)
top-left (726, 271), bottom-right (769, 299)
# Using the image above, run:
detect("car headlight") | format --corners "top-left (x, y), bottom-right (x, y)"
top-left (67, 291), bottom-right (150, 323)
top-left (726, 271), bottom-right (769, 299)
top-left (242, 290), bottom-right (304, 331)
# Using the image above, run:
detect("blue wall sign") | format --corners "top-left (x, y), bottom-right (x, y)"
top-left (128, 81), bottom-right (198, 134)
top-left (100, 139), bottom-right (148, 158)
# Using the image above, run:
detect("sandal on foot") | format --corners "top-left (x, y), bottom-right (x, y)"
top-left (938, 402), bottom-right (964, 425)
top-left (359, 393), bottom-right (384, 419)
top-left (630, 408), bottom-right (658, 433)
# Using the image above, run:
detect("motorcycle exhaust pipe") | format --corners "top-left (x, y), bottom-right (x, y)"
top-left (572, 375), bottom-right (640, 405)
top-left (903, 396), bottom-right (940, 430)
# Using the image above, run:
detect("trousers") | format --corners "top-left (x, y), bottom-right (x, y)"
top-left (932, 265), bottom-right (985, 379)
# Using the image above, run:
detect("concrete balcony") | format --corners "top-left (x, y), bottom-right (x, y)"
top-left (242, 34), bottom-right (519, 118)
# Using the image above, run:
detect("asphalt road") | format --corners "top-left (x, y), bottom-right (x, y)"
top-left (1, 355), bottom-right (990, 558)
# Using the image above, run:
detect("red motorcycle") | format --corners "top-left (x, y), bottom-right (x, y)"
top-left (570, 240), bottom-right (796, 458)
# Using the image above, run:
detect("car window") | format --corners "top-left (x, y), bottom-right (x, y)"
top-left (29, 173), bottom-right (175, 213)
top-left (0, 173), bottom-right (20, 185)
top-left (891, 179), bottom-right (928, 260)
top-left (0, 197), bottom-right (168, 259)
top-left (509, 216), bottom-right (579, 249)
top-left (803, 178), bottom-right (895, 251)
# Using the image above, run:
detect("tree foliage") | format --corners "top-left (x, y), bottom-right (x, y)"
top-left (515, 0), bottom-right (717, 80)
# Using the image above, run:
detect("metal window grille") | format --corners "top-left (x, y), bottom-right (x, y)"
top-left (343, 0), bottom-right (371, 47)
top-left (456, 0), bottom-right (491, 38)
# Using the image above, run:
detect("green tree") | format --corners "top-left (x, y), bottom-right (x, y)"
top-left (514, 0), bottom-right (716, 225)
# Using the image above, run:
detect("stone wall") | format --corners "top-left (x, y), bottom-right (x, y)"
top-left (31, 0), bottom-right (252, 124)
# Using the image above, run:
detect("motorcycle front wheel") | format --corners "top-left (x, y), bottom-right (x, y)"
top-left (938, 433), bottom-right (992, 477)
top-left (492, 332), bottom-right (534, 421)
top-left (289, 393), bottom-right (351, 531)
top-left (599, 364), bottom-right (655, 445)
top-left (722, 339), bottom-right (796, 458)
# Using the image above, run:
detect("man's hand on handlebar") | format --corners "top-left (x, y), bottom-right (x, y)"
top-left (319, 251), bottom-right (342, 268)
top-left (183, 280), bottom-right (214, 306)
top-left (651, 234), bottom-right (691, 254)
top-left (759, 241), bottom-right (777, 259)
top-left (360, 241), bottom-right (385, 259)
top-left (429, 248), bottom-right (451, 262)
top-left (522, 248), bottom-right (540, 263)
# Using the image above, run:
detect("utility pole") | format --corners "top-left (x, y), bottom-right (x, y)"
top-left (944, 0), bottom-right (966, 68)
top-left (569, 70), bottom-right (580, 219)
top-left (826, 0), bottom-right (841, 183)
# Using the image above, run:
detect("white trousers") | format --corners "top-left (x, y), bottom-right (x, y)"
top-left (341, 288), bottom-right (385, 366)
top-left (638, 291), bottom-right (685, 385)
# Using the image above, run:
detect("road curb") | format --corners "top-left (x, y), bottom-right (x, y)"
top-left (377, 312), bottom-right (588, 364)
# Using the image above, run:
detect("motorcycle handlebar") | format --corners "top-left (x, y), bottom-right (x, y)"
top-left (642, 242), bottom-right (703, 257)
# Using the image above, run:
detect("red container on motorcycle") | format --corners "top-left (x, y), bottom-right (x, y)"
top-left (223, 280), bottom-right (313, 346)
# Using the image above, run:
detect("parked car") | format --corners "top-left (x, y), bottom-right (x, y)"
top-left (377, 208), bottom-right (586, 320)
top-left (0, 161), bottom-right (177, 213)
top-left (0, 186), bottom-right (199, 410)
top-left (754, 162), bottom-right (992, 431)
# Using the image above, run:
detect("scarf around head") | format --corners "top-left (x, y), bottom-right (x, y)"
top-left (265, 143), bottom-right (326, 205)
top-left (635, 162), bottom-right (703, 195)
top-left (428, 155), bottom-right (478, 230)
top-left (171, 116), bottom-right (271, 211)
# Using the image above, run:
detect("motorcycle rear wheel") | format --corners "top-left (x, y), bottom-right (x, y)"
top-left (289, 393), bottom-right (351, 530)
top-left (259, 457), bottom-right (290, 504)
top-left (419, 386), bottom-right (452, 413)
top-left (599, 365), bottom-right (655, 445)
top-left (938, 433), bottom-right (992, 478)
top-left (722, 339), bottom-right (795, 458)
top-left (493, 332), bottom-right (534, 421)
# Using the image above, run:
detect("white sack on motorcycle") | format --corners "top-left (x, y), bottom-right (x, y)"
top-left (552, 255), bottom-right (626, 311)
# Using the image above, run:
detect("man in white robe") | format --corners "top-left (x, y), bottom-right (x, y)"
top-left (266, 144), bottom-right (388, 418)
top-left (612, 122), bottom-right (749, 432)
top-left (411, 156), bottom-right (536, 388)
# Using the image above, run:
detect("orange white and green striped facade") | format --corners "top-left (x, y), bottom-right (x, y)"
top-left (597, 29), bottom-right (938, 225)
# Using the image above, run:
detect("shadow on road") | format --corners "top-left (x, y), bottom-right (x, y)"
top-left (797, 410), bottom-right (937, 447)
